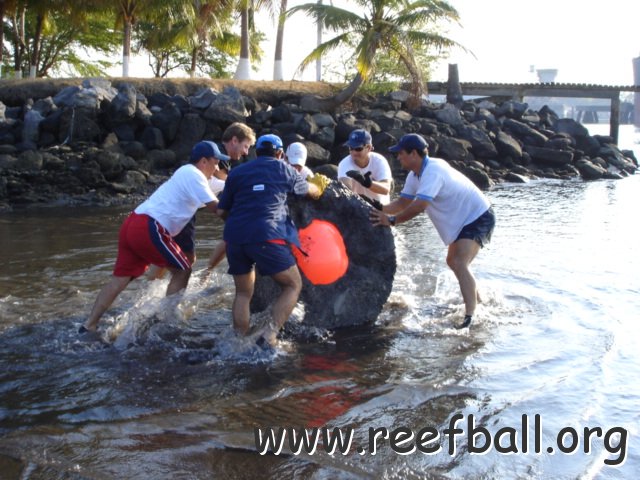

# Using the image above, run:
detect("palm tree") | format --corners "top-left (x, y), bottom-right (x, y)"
top-left (233, 0), bottom-right (274, 80)
top-left (272, 0), bottom-right (286, 80)
top-left (233, 0), bottom-right (252, 79)
top-left (288, 0), bottom-right (463, 110)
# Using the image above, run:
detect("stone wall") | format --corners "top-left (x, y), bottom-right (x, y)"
top-left (0, 78), bottom-right (637, 210)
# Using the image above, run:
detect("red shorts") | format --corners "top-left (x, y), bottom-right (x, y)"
top-left (113, 212), bottom-right (191, 278)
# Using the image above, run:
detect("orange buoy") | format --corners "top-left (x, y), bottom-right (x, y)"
top-left (293, 219), bottom-right (349, 285)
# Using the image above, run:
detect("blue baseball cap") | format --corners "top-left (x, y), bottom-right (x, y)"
top-left (256, 134), bottom-right (284, 151)
top-left (190, 140), bottom-right (230, 162)
top-left (388, 134), bottom-right (429, 153)
top-left (344, 129), bottom-right (372, 148)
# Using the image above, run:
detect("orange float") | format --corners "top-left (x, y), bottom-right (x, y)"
top-left (293, 219), bottom-right (349, 285)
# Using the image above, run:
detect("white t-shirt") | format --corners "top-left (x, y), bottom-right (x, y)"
top-left (297, 165), bottom-right (314, 179)
top-left (135, 164), bottom-right (218, 236)
top-left (401, 156), bottom-right (491, 245)
top-left (337, 152), bottom-right (392, 204)
top-left (209, 176), bottom-right (226, 195)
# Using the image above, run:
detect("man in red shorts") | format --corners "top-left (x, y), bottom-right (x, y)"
top-left (80, 141), bottom-right (225, 334)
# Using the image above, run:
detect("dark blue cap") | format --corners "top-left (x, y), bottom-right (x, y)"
top-left (256, 134), bottom-right (284, 151)
top-left (344, 129), bottom-right (372, 148)
top-left (190, 141), bottom-right (230, 162)
top-left (388, 134), bottom-right (429, 153)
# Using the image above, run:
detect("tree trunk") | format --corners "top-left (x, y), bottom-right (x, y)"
top-left (29, 13), bottom-right (45, 78)
top-left (301, 72), bottom-right (365, 112)
top-left (273, 0), bottom-right (287, 80)
top-left (315, 0), bottom-right (322, 81)
top-left (13, 5), bottom-right (26, 78)
top-left (122, 19), bottom-right (132, 77)
top-left (190, 47), bottom-right (198, 78)
top-left (234, 6), bottom-right (251, 79)
top-left (0, 0), bottom-right (5, 78)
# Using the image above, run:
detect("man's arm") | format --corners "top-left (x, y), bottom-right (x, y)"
top-left (203, 200), bottom-right (219, 214)
top-left (370, 198), bottom-right (428, 227)
top-left (367, 178), bottom-right (391, 195)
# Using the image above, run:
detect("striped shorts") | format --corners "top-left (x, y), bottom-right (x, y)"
top-left (113, 212), bottom-right (191, 278)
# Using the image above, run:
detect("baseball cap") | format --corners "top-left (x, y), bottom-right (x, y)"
top-left (255, 134), bottom-right (284, 151)
top-left (285, 142), bottom-right (307, 166)
top-left (190, 140), bottom-right (230, 162)
top-left (388, 133), bottom-right (429, 153)
top-left (344, 129), bottom-right (372, 148)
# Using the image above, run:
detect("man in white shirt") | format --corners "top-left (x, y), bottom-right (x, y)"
top-left (370, 134), bottom-right (495, 330)
top-left (80, 141), bottom-right (223, 334)
top-left (337, 129), bottom-right (392, 206)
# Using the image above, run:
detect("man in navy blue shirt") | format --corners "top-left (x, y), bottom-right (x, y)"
top-left (217, 134), bottom-right (327, 347)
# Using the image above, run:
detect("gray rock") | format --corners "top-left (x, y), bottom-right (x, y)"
top-left (495, 131), bottom-right (523, 159)
top-left (524, 145), bottom-right (573, 166)
top-left (434, 103), bottom-right (464, 127)
top-left (457, 125), bottom-right (498, 158)
top-left (575, 159), bottom-right (606, 180)
top-left (17, 150), bottom-right (44, 171)
top-left (503, 118), bottom-right (548, 147)
top-left (189, 87), bottom-right (219, 110)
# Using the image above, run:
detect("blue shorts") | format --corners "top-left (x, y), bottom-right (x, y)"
top-left (173, 215), bottom-right (196, 254)
top-left (226, 241), bottom-right (296, 276)
top-left (456, 207), bottom-right (495, 248)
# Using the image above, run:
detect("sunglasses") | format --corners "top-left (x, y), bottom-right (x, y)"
top-left (349, 146), bottom-right (365, 152)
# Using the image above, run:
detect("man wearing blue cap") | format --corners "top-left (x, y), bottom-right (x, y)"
top-left (217, 134), bottom-right (329, 347)
top-left (338, 128), bottom-right (392, 206)
top-left (370, 133), bottom-right (495, 329)
top-left (80, 140), bottom-right (224, 335)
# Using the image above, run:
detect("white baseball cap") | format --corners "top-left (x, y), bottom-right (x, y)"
top-left (286, 142), bottom-right (307, 166)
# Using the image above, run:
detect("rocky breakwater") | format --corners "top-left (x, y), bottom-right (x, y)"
top-left (0, 78), bottom-right (637, 210)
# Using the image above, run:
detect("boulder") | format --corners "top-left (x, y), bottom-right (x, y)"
top-left (251, 181), bottom-right (396, 331)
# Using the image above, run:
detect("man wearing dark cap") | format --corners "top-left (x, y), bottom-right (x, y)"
top-left (148, 123), bottom-right (257, 279)
top-left (338, 128), bottom-right (392, 206)
top-left (370, 133), bottom-right (495, 329)
top-left (80, 141), bottom-right (223, 335)
top-left (217, 134), bottom-right (329, 347)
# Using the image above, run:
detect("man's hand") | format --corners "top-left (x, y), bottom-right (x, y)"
top-left (346, 170), bottom-right (373, 188)
top-left (218, 159), bottom-right (230, 173)
top-left (308, 173), bottom-right (331, 197)
top-left (359, 194), bottom-right (383, 211)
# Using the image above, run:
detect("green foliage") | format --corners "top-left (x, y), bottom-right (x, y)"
top-left (1, 6), bottom-right (119, 77)
top-left (287, 0), bottom-right (464, 106)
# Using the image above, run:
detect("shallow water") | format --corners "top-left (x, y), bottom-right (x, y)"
top-left (1, 162), bottom-right (640, 477)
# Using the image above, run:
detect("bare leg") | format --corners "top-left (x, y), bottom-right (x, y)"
top-left (207, 240), bottom-right (227, 270)
top-left (166, 267), bottom-right (192, 296)
top-left (262, 265), bottom-right (302, 344)
top-left (446, 239), bottom-right (481, 317)
top-left (83, 275), bottom-right (132, 331)
top-left (149, 252), bottom-right (195, 281)
top-left (232, 271), bottom-right (255, 334)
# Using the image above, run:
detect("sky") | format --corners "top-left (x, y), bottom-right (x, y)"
top-left (250, 0), bottom-right (639, 86)
top-left (120, 0), bottom-right (639, 86)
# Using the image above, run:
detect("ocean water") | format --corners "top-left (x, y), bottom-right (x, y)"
top-left (0, 126), bottom-right (638, 479)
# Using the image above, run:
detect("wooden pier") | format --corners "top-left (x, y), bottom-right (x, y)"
top-left (425, 81), bottom-right (640, 144)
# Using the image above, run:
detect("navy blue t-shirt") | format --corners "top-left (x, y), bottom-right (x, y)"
top-left (218, 155), bottom-right (309, 246)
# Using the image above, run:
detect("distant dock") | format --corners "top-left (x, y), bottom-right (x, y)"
top-left (426, 81), bottom-right (640, 144)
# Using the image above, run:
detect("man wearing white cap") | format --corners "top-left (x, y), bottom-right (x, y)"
top-left (338, 128), bottom-right (392, 206)
top-left (285, 142), bottom-right (314, 179)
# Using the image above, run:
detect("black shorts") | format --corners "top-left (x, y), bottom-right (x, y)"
top-left (173, 215), bottom-right (197, 254)
top-left (456, 207), bottom-right (495, 248)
